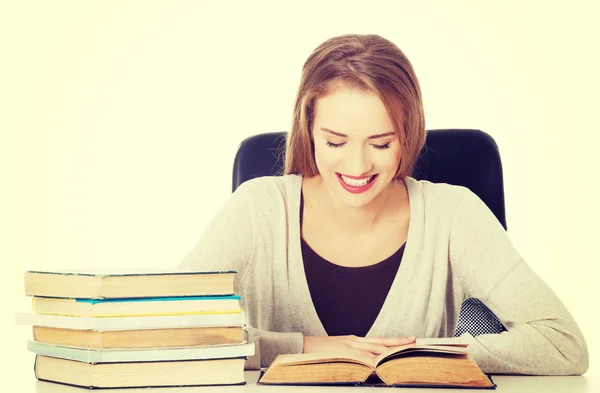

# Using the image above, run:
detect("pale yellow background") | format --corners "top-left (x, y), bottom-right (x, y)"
top-left (2, 0), bottom-right (598, 382)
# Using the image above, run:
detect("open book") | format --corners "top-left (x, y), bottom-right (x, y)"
top-left (258, 342), bottom-right (496, 389)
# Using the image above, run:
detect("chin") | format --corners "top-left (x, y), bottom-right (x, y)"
top-left (340, 197), bottom-right (376, 208)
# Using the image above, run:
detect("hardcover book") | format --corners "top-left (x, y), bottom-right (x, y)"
top-left (32, 295), bottom-right (242, 317)
top-left (34, 355), bottom-right (247, 388)
top-left (16, 311), bottom-right (247, 330)
top-left (28, 340), bottom-right (255, 363)
top-left (32, 325), bottom-right (245, 349)
top-left (258, 342), bottom-right (495, 389)
top-left (25, 269), bottom-right (236, 299)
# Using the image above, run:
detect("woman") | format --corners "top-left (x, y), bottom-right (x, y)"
top-left (179, 34), bottom-right (588, 374)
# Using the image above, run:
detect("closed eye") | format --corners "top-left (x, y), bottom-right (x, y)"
top-left (372, 142), bottom-right (391, 149)
top-left (326, 141), bottom-right (346, 148)
top-left (326, 141), bottom-right (391, 149)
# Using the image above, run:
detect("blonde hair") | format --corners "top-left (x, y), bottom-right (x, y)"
top-left (284, 34), bottom-right (426, 179)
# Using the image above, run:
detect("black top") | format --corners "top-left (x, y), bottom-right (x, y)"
top-left (300, 193), bottom-right (405, 337)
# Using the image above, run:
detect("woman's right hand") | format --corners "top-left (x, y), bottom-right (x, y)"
top-left (303, 335), bottom-right (416, 359)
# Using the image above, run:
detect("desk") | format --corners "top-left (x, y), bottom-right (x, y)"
top-left (26, 371), bottom-right (596, 392)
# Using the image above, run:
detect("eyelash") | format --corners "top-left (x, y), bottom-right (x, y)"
top-left (326, 141), bottom-right (391, 150)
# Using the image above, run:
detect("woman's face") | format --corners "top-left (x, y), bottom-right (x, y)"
top-left (311, 85), bottom-right (402, 208)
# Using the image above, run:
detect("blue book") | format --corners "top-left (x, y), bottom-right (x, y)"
top-left (32, 294), bottom-right (243, 317)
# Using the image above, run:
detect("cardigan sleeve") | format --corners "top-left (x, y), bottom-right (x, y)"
top-left (447, 188), bottom-right (589, 375)
top-left (178, 181), bottom-right (256, 286)
top-left (177, 180), bottom-right (304, 369)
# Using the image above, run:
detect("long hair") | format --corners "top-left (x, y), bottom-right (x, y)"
top-left (284, 34), bottom-right (426, 179)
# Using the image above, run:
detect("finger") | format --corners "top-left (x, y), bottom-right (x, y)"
top-left (347, 348), bottom-right (377, 360)
top-left (346, 340), bottom-right (390, 355)
top-left (356, 336), bottom-right (416, 346)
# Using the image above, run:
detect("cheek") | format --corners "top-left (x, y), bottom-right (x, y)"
top-left (373, 147), bottom-right (401, 171)
top-left (389, 146), bottom-right (402, 167)
top-left (393, 147), bottom-right (402, 167)
top-left (314, 145), bottom-right (338, 171)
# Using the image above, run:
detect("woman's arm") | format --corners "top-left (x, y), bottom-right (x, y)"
top-left (176, 180), bottom-right (303, 369)
top-left (177, 178), bottom-right (418, 369)
top-left (448, 188), bottom-right (588, 375)
top-left (178, 181), bottom-right (255, 288)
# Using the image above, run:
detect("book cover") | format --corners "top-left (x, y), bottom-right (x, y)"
top-left (258, 343), bottom-right (496, 389)
top-left (32, 295), bottom-right (243, 317)
top-left (257, 370), bottom-right (496, 389)
top-left (16, 311), bottom-right (247, 330)
top-left (34, 355), bottom-right (247, 388)
top-left (33, 325), bottom-right (245, 349)
top-left (26, 269), bottom-right (237, 277)
top-left (25, 269), bottom-right (237, 299)
top-left (28, 340), bottom-right (255, 363)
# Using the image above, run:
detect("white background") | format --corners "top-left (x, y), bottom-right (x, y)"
top-left (2, 0), bottom-right (599, 378)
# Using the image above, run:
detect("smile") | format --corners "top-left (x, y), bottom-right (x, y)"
top-left (336, 173), bottom-right (378, 194)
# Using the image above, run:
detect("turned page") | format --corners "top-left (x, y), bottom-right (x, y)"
top-left (269, 351), bottom-right (376, 368)
top-left (374, 343), bottom-right (469, 366)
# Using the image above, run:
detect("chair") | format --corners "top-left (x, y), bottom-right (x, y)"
top-left (232, 129), bottom-right (508, 337)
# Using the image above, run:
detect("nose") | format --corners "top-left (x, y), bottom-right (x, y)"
top-left (346, 146), bottom-right (373, 175)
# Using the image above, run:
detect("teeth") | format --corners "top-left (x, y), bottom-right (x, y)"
top-left (341, 175), bottom-right (372, 187)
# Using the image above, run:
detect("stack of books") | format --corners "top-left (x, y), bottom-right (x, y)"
top-left (16, 269), bottom-right (254, 388)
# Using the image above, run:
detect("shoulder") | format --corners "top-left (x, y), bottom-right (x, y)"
top-left (404, 177), bottom-right (497, 232)
top-left (404, 176), bottom-right (471, 213)
top-left (235, 174), bottom-right (301, 200)
top-left (233, 175), bottom-right (302, 217)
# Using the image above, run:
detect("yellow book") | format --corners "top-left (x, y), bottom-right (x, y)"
top-left (25, 269), bottom-right (236, 299)
top-left (32, 296), bottom-right (242, 317)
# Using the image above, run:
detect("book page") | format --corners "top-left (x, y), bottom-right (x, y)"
top-left (375, 343), bottom-right (469, 366)
top-left (374, 344), bottom-right (413, 365)
top-left (271, 352), bottom-right (376, 368)
top-left (416, 337), bottom-right (469, 347)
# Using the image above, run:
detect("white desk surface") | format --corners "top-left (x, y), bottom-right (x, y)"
top-left (11, 344), bottom-right (595, 393)
top-left (24, 370), bottom-right (596, 392)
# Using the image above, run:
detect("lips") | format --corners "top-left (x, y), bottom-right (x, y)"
top-left (336, 173), bottom-right (378, 194)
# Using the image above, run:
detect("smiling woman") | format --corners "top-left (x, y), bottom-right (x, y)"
top-left (308, 87), bottom-right (403, 207)
top-left (285, 36), bottom-right (425, 182)
top-left (178, 33), bottom-right (589, 377)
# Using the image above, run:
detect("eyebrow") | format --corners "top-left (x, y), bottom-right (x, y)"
top-left (320, 127), bottom-right (396, 139)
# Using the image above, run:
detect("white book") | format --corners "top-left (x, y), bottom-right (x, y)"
top-left (28, 340), bottom-right (255, 363)
top-left (15, 311), bottom-right (247, 331)
top-left (35, 356), bottom-right (246, 388)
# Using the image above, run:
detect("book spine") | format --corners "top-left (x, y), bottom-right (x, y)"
top-left (33, 354), bottom-right (39, 379)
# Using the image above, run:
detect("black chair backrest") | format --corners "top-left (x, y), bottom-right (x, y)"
top-left (233, 129), bottom-right (506, 229)
top-left (232, 128), bottom-right (509, 336)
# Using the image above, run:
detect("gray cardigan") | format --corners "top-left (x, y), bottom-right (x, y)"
top-left (178, 174), bottom-right (588, 374)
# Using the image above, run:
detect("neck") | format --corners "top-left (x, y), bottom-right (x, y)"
top-left (311, 176), bottom-right (405, 231)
